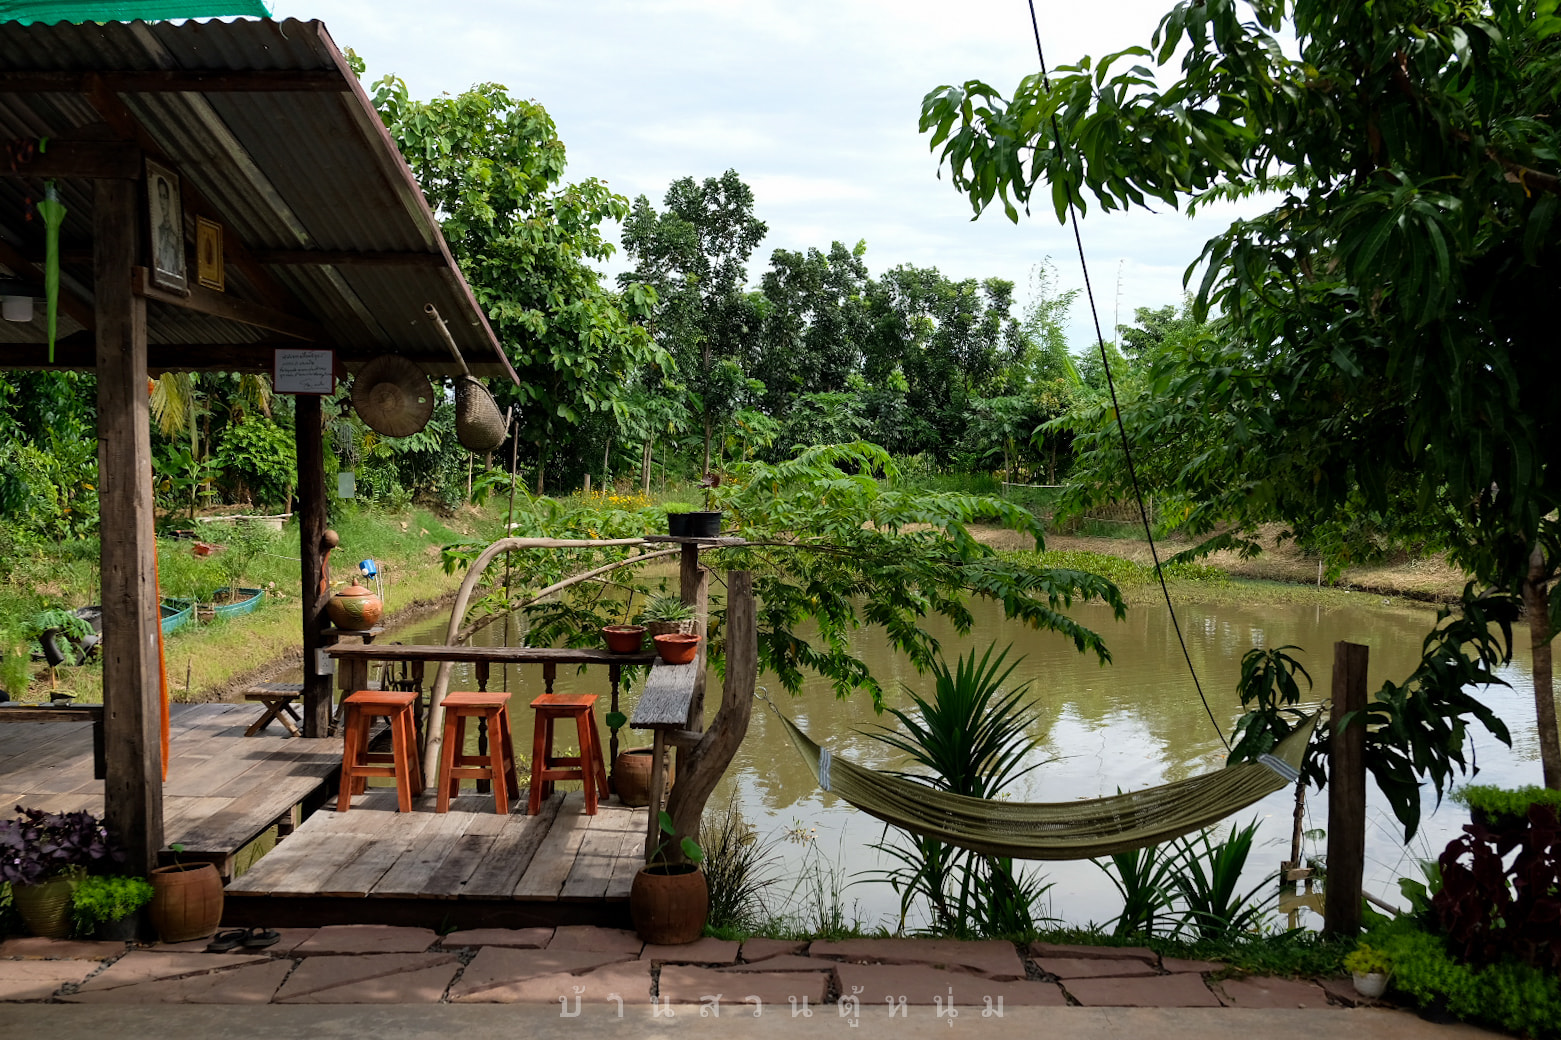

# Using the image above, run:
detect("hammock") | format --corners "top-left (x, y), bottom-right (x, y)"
top-left (769, 704), bottom-right (1318, 860)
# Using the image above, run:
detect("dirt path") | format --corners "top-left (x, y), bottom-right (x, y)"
top-left (975, 524), bottom-right (1469, 603)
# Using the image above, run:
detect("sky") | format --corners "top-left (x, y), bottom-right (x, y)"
top-left (272, 0), bottom-right (1267, 347)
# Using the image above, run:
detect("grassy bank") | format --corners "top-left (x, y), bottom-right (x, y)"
top-left (7, 501), bottom-right (508, 705)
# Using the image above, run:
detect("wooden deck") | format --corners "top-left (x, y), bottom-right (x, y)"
top-left (224, 790), bottom-right (647, 929)
top-left (0, 702), bottom-right (342, 877)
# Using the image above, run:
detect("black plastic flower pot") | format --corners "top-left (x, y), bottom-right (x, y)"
top-left (684, 511), bottom-right (721, 538)
top-left (667, 512), bottom-right (692, 537)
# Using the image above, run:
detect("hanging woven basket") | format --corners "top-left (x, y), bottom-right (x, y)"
top-left (425, 302), bottom-right (509, 454)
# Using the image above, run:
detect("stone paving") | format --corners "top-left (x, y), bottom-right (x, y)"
top-left (0, 925), bottom-right (1383, 1012)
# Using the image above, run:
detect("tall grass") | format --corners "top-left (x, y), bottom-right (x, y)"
top-left (700, 796), bottom-right (779, 933)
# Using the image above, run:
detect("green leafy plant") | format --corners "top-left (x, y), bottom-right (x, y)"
top-left (69, 875), bottom-right (153, 936)
top-left (29, 608), bottom-right (93, 644)
top-left (637, 594), bottom-right (695, 624)
top-left (871, 643), bottom-right (1055, 937)
top-left (1096, 840), bottom-right (1181, 938)
top-left (1167, 818), bottom-right (1273, 941)
top-left (1452, 784), bottom-right (1561, 822)
top-left (662, 502), bottom-right (696, 514)
top-left (212, 519), bottom-right (273, 603)
top-left (1344, 942), bottom-right (1393, 976)
top-left (648, 810), bottom-right (703, 869)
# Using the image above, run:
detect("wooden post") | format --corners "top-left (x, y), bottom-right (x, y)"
top-left (95, 177), bottom-right (163, 876)
top-left (296, 394), bottom-right (332, 737)
top-left (675, 542), bottom-right (709, 783)
top-left (664, 571), bottom-right (755, 861)
top-left (643, 729), bottom-right (668, 861)
top-left (1325, 640), bottom-right (1370, 936)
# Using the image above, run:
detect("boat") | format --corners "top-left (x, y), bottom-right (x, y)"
top-left (210, 587), bottom-right (264, 619)
top-left (160, 599), bottom-right (195, 637)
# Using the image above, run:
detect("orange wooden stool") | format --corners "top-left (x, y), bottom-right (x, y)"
top-left (528, 693), bottom-right (610, 815)
top-left (436, 690), bottom-right (520, 814)
top-left (338, 689), bottom-right (423, 813)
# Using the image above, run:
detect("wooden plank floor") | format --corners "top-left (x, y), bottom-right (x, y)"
top-left (227, 790), bottom-right (646, 905)
top-left (0, 702), bottom-right (342, 869)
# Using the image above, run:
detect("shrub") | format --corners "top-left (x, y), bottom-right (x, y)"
top-left (70, 875), bottom-right (154, 936)
top-left (1372, 920), bottom-right (1561, 1039)
top-left (700, 796), bottom-right (777, 932)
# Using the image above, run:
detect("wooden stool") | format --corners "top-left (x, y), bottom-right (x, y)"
top-left (338, 689), bottom-right (423, 813)
top-left (243, 683), bottom-right (303, 737)
top-left (436, 690), bottom-right (520, 814)
top-left (528, 693), bottom-right (609, 815)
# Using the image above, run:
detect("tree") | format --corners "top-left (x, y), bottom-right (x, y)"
top-left (621, 170), bottom-right (769, 475)
top-left (919, 0), bottom-right (1561, 792)
top-left (751, 240), bottom-right (872, 418)
top-left (371, 76), bottom-right (668, 494)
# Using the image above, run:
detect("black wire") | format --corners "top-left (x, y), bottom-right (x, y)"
top-left (1024, 0), bottom-right (1229, 750)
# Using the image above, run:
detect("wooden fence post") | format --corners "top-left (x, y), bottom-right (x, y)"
top-left (1325, 640), bottom-right (1370, 936)
top-left (296, 394), bottom-right (332, 737)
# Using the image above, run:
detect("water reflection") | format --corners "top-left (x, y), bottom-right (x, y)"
top-left (381, 589), bottom-right (1539, 933)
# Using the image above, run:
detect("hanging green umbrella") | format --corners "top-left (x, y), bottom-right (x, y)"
top-left (35, 180), bottom-right (66, 363)
top-left (0, 1), bottom-right (270, 21)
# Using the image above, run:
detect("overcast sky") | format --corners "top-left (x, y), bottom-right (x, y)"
top-left (273, 0), bottom-right (1263, 347)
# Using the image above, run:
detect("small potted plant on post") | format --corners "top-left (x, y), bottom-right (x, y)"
top-left (630, 810), bottom-right (707, 944)
top-left (69, 875), bottom-right (155, 940)
top-left (0, 806), bottom-right (126, 938)
top-left (1344, 943), bottom-right (1392, 999)
top-left (682, 473), bottom-right (722, 538)
top-left (663, 502), bottom-right (697, 538)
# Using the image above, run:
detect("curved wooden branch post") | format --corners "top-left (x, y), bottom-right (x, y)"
top-left (662, 570), bottom-right (754, 863)
top-left (418, 536), bottom-right (674, 783)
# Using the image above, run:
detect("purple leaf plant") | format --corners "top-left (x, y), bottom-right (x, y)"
top-left (0, 805), bottom-right (126, 886)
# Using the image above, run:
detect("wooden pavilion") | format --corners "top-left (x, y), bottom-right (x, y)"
top-left (0, 17), bottom-right (518, 877)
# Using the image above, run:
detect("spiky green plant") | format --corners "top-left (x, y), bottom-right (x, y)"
top-left (1097, 839), bottom-right (1181, 938)
top-left (870, 642), bottom-right (1054, 937)
top-left (1169, 818), bottom-right (1274, 941)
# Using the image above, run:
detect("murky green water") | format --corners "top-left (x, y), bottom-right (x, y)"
top-left (386, 584), bottom-right (1542, 933)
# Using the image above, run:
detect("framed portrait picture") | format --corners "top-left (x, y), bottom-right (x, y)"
top-left (196, 216), bottom-right (225, 292)
top-left (145, 159), bottom-right (187, 294)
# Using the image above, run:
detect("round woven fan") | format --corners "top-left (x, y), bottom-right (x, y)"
top-left (351, 355), bottom-right (434, 437)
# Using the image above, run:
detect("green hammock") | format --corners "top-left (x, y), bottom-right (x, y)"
top-left (770, 704), bottom-right (1318, 860)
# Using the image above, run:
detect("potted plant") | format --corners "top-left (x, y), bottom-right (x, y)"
top-left (630, 810), bottom-right (707, 944)
top-left (680, 474), bottom-right (722, 538)
top-left (637, 594), bottom-right (698, 638)
top-left (148, 843), bottom-right (224, 943)
top-left (0, 806), bottom-right (126, 938)
top-left (69, 875), bottom-right (154, 940)
top-left (663, 502), bottom-right (697, 538)
top-left (601, 624), bottom-right (647, 653)
top-left (1344, 943), bottom-right (1393, 999)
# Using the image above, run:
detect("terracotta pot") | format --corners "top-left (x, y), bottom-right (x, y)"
top-left (601, 624), bottom-right (647, 654)
top-left (12, 875), bottom-right (78, 938)
top-left (630, 864), bottom-right (708, 944)
top-left (613, 747), bottom-right (673, 808)
top-left (148, 862), bottom-right (224, 942)
top-left (326, 582), bottom-right (383, 631)
top-left (653, 633), bottom-right (700, 665)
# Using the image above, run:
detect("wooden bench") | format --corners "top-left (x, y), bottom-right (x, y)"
top-left (242, 683), bottom-right (304, 737)
top-left (0, 705), bottom-right (105, 778)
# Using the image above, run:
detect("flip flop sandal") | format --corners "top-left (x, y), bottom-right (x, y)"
top-left (241, 927), bottom-right (281, 949)
top-left (205, 929), bottom-right (248, 952)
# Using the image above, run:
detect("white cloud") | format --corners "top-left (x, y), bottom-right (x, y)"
top-left (273, 0), bottom-right (1251, 343)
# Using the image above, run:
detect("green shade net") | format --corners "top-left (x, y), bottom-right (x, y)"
top-left (35, 181), bottom-right (65, 363)
top-left (0, 0), bottom-right (270, 21)
top-left (769, 702), bottom-right (1319, 861)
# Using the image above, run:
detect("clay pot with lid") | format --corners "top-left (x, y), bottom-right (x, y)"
top-left (326, 582), bottom-right (383, 631)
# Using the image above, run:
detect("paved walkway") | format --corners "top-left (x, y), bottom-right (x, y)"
top-left (0, 926), bottom-right (1495, 1036)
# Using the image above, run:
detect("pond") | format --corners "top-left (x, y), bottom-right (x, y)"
top-left (383, 582), bottom-right (1541, 934)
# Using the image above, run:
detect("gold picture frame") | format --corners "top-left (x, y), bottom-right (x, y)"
top-left (196, 216), bottom-right (225, 292)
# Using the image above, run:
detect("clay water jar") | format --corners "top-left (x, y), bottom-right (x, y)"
top-left (327, 582), bottom-right (383, 631)
top-left (148, 862), bottom-right (224, 942)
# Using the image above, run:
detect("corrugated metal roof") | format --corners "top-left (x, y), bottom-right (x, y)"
top-left (0, 17), bottom-right (517, 381)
